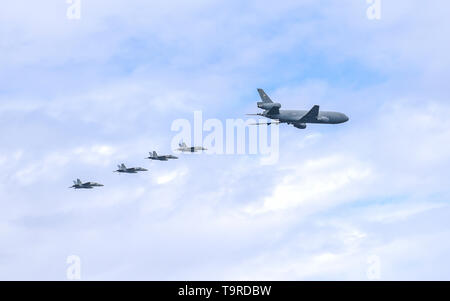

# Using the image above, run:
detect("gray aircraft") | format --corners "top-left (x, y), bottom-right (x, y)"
top-left (176, 141), bottom-right (207, 153)
top-left (248, 88), bottom-right (349, 129)
top-left (70, 179), bottom-right (104, 189)
top-left (114, 163), bottom-right (148, 174)
top-left (146, 151), bottom-right (178, 161)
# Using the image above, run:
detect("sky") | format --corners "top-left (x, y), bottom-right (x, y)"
top-left (1, 0), bottom-right (450, 280)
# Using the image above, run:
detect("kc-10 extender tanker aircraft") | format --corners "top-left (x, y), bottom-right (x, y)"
top-left (248, 89), bottom-right (349, 129)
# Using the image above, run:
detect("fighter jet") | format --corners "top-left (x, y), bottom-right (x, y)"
top-left (70, 179), bottom-right (104, 189)
top-left (248, 88), bottom-right (349, 129)
top-left (146, 151), bottom-right (178, 161)
top-left (114, 163), bottom-right (148, 174)
top-left (176, 141), bottom-right (207, 153)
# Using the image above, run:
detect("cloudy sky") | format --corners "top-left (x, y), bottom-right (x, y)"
top-left (1, 0), bottom-right (450, 280)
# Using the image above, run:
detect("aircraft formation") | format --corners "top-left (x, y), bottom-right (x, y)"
top-left (70, 147), bottom-right (198, 189)
top-left (70, 89), bottom-right (349, 189)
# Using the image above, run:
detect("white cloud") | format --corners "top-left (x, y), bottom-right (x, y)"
top-left (155, 168), bottom-right (188, 185)
top-left (245, 155), bottom-right (373, 214)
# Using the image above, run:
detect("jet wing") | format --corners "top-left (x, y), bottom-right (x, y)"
top-left (298, 105), bottom-right (319, 123)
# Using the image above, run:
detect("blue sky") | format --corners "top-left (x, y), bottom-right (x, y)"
top-left (1, 0), bottom-right (450, 280)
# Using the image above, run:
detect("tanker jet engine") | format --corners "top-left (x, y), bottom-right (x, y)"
top-left (70, 179), bottom-right (104, 189)
top-left (146, 151), bottom-right (178, 161)
top-left (114, 163), bottom-right (148, 174)
top-left (247, 88), bottom-right (349, 129)
top-left (176, 141), bottom-right (207, 153)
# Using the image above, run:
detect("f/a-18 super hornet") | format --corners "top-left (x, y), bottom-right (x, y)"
top-left (70, 179), bottom-right (104, 189)
top-left (146, 151), bottom-right (178, 161)
top-left (247, 88), bottom-right (349, 129)
top-left (176, 141), bottom-right (207, 153)
top-left (114, 163), bottom-right (148, 174)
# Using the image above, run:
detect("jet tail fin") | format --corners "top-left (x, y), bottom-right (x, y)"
top-left (257, 88), bottom-right (273, 103)
top-left (153, 151), bottom-right (157, 157)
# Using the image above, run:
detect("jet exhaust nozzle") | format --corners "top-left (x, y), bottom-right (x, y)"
top-left (293, 123), bottom-right (307, 129)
